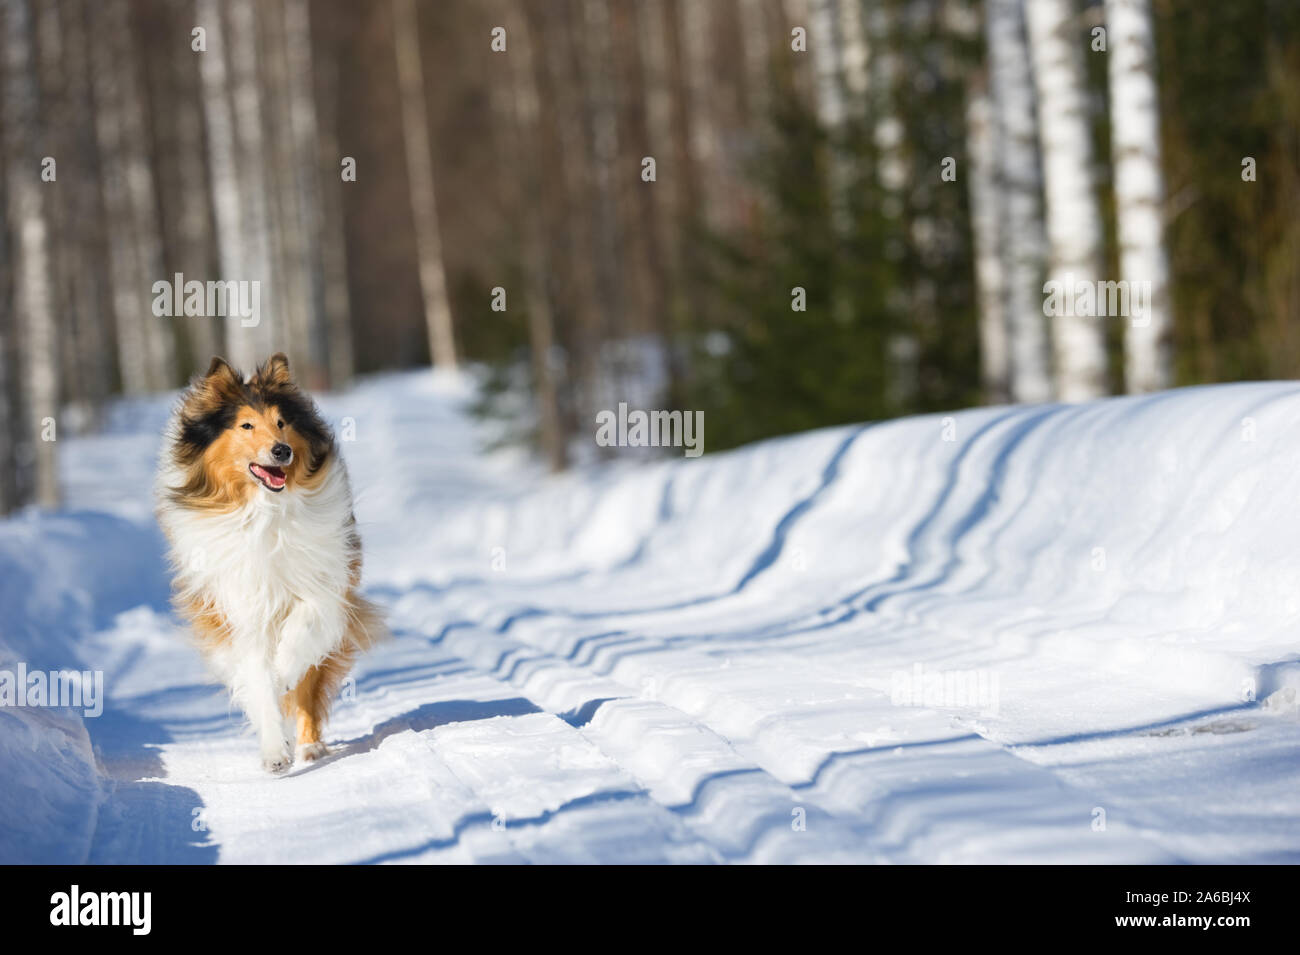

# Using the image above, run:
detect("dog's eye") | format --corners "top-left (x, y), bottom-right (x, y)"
top-left (241, 423), bottom-right (253, 430)
top-left (277, 419), bottom-right (284, 429)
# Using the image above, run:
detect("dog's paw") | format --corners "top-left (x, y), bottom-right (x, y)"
top-left (296, 741), bottom-right (329, 763)
top-left (261, 743), bottom-right (294, 775)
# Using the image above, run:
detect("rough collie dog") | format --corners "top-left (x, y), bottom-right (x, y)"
top-left (155, 354), bottom-right (383, 773)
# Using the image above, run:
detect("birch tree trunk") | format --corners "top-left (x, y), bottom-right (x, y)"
top-left (809, 0), bottom-right (845, 132)
top-left (1106, 0), bottom-right (1172, 392)
top-left (225, 0), bottom-right (276, 367)
top-left (91, 0), bottom-right (175, 393)
top-left (572, 0), bottom-right (623, 366)
top-left (196, 0), bottom-right (248, 367)
top-left (150, 0), bottom-right (222, 375)
top-left (986, 0), bottom-right (1053, 402)
top-left (966, 68), bottom-right (1011, 404)
top-left (525, 0), bottom-right (601, 425)
top-left (4, 0), bottom-right (59, 506)
top-left (866, 1), bottom-right (920, 408)
top-left (504, 0), bottom-right (566, 471)
top-left (1027, 0), bottom-right (1109, 401)
top-left (56, 0), bottom-right (112, 416)
top-left (609, 0), bottom-right (677, 398)
top-left (258, 0), bottom-right (313, 377)
top-left (283, 0), bottom-right (330, 388)
top-left (307, 0), bottom-right (353, 387)
top-left (391, 0), bottom-right (458, 371)
top-left (0, 216), bottom-right (13, 511)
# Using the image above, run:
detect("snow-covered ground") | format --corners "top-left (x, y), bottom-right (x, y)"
top-left (2, 371), bottom-right (1299, 863)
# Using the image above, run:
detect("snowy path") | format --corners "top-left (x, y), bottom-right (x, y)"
top-left (3, 372), bottom-right (1299, 863)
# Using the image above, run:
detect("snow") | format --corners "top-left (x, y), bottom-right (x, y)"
top-left (2, 371), bottom-right (1298, 863)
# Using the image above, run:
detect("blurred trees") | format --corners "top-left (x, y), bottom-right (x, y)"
top-left (0, 0), bottom-right (1297, 511)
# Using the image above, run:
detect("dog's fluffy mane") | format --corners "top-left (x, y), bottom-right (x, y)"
top-left (164, 354), bottom-right (333, 508)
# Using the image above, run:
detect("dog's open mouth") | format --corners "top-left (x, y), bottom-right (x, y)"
top-left (249, 462), bottom-right (287, 491)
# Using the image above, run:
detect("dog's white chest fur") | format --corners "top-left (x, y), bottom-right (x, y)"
top-left (160, 462), bottom-right (356, 690)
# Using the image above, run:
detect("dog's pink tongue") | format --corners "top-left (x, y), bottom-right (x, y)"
top-left (252, 463), bottom-right (286, 488)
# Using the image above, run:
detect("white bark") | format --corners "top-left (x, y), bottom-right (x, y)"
top-left (91, 0), bottom-right (175, 393)
top-left (392, 0), bottom-right (457, 370)
top-left (503, 0), bottom-right (565, 471)
top-left (1027, 0), bottom-right (1108, 400)
top-left (4, 0), bottom-right (59, 506)
top-left (258, 0), bottom-right (313, 377)
top-left (966, 70), bottom-right (1010, 404)
top-left (1106, 0), bottom-right (1172, 392)
top-left (986, 0), bottom-right (1052, 402)
top-left (283, 0), bottom-right (331, 386)
top-left (809, 0), bottom-right (845, 131)
top-left (196, 0), bottom-right (246, 365)
top-left (57, 0), bottom-right (112, 414)
top-left (308, 10), bottom-right (354, 388)
top-left (225, 0), bottom-right (276, 367)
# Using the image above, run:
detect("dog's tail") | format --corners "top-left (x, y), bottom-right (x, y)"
top-left (344, 591), bottom-right (390, 652)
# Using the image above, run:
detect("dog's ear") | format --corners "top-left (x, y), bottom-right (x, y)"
top-left (257, 353), bottom-right (293, 389)
top-left (204, 357), bottom-right (242, 391)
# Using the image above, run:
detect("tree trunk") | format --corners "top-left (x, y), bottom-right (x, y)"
top-left (91, 0), bottom-right (176, 393)
top-left (225, 0), bottom-right (276, 368)
top-left (985, 0), bottom-right (1053, 402)
top-left (391, 0), bottom-right (457, 371)
top-left (148, 0), bottom-right (222, 377)
top-left (503, 0), bottom-right (566, 471)
top-left (56, 0), bottom-right (112, 416)
top-left (258, 0), bottom-right (314, 378)
top-left (609, 0), bottom-right (679, 401)
top-left (283, 0), bottom-right (331, 388)
top-left (4, 0), bottom-right (59, 506)
top-left (966, 68), bottom-right (1011, 404)
top-left (1106, 0), bottom-right (1172, 392)
top-left (307, 0), bottom-right (354, 388)
top-left (1027, 0), bottom-right (1109, 400)
top-left (196, 0), bottom-right (246, 367)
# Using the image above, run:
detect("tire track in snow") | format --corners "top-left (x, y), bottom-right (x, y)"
top-left (408, 614), bottom-right (884, 862)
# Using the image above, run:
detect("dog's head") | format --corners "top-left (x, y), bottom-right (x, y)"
top-left (167, 354), bottom-right (334, 506)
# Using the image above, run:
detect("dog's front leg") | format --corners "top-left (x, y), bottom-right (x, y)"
top-left (273, 600), bottom-right (342, 694)
top-left (234, 655), bottom-right (293, 773)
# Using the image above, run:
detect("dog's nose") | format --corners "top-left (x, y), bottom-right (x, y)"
top-left (271, 443), bottom-right (292, 463)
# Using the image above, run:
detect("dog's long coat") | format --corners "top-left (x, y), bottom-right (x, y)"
top-left (155, 354), bottom-right (383, 772)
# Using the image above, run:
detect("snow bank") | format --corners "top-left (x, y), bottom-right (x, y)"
top-left (0, 510), bottom-right (171, 862)
top-left (3, 371), bottom-right (1297, 862)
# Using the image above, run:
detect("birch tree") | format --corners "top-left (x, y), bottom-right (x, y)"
top-left (148, 0), bottom-right (222, 374)
top-left (258, 0), bottom-right (314, 378)
top-left (1106, 0), bottom-right (1172, 392)
top-left (306, 0), bottom-right (353, 387)
top-left (225, 0), bottom-right (276, 367)
top-left (504, 0), bottom-right (566, 471)
top-left (966, 68), bottom-right (1010, 403)
top-left (196, 0), bottom-right (248, 366)
top-left (392, 0), bottom-right (458, 370)
top-left (985, 0), bottom-right (1052, 402)
top-left (0, 223), bottom-right (13, 511)
top-left (4, 0), bottom-right (59, 506)
top-left (283, 0), bottom-right (331, 387)
top-left (609, 0), bottom-right (677, 398)
top-left (91, 0), bottom-right (175, 393)
top-left (1027, 0), bottom-right (1109, 400)
top-left (54, 0), bottom-right (111, 417)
